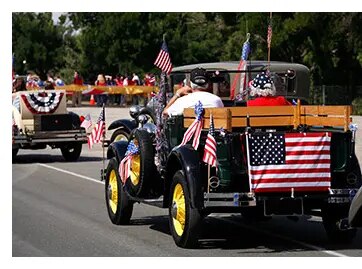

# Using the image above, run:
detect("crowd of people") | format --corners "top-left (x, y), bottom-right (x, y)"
top-left (12, 70), bottom-right (158, 108)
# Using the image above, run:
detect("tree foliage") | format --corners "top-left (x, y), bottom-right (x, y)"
top-left (12, 12), bottom-right (362, 99)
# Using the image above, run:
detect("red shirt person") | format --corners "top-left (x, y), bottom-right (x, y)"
top-left (247, 71), bottom-right (291, 106)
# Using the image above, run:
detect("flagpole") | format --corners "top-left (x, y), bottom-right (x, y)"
top-left (267, 12), bottom-right (272, 71)
top-left (207, 112), bottom-right (213, 193)
top-left (102, 103), bottom-right (106, 181)
top-left (207, 164), bottom-right (211, 193)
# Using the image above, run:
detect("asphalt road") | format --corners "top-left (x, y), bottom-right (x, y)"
top-left (12, 107), bottom-right (362, 257)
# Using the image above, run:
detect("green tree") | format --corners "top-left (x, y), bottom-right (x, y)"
top-left (12, 12), bottom-right (67, 80)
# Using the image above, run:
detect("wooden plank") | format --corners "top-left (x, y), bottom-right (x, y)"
top-left (230, 106), bottom-right (294, 116)
top-left (301, 105), bottom-right (351, 116)
top-left (249, 116), bottom-right (294, 127)
top-left (231, 118), bottom-right (247, 127)
top-left (183, 118), bottom-right (230, 129)
top-left (183, 107), bottom-right (228, 118)
top-left (300, 116), bottom-right (346, 127)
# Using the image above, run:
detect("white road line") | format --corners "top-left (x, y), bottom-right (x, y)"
top-left (38, 163), bottom-right (104, 185)
top-left (212, 215), bottom-right (349, 257)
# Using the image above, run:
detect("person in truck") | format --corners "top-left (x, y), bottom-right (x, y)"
top-left (247, 71), bottom-right (291, 106)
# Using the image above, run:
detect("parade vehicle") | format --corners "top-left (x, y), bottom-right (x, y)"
top-left (106, 61), bottom-right (309, 145)
top-left (103, 61), bottom-right (361, 248)
top-left (12, 89), bottom-right (88, 161)
top-left (106, 104), bottom-right (156, 145)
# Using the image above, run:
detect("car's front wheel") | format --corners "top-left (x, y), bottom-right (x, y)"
top-left (169, 170), bottom-right (202, 248)
top-left (110, 128), bottom-right (130, 144)
top-left (105, 158), bottom-right (133, 225)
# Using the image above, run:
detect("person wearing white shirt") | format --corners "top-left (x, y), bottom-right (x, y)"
top-left (163, 67), bottom-right (224, 117)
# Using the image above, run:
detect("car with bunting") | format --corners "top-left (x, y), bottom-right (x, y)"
top-left (12, 89), bottom-right (88, 161)
top-left (102, 61), bottom-right (361, 248)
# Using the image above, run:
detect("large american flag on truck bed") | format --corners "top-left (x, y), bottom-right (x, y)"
top-left (247, 132), bottom-right (331, 193)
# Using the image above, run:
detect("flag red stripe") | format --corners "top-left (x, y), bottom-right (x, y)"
top-left (286, 159), bottom-right (330, 164)
top-left (286, 150), bottom-right (330, 156)
top-left (250, 168), bottom-right (330, 175)
top-left (251, 177), bottom-right (331, 183)
top-left (285, 141), bottom-right (330, 147)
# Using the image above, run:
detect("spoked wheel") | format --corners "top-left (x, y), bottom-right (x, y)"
top-left (105, 158), bottom-right (133, 225)
top-left (12, 148), bottom-right (19, 161)
top-left (169, 170), bottom-right (202, 248)
top-left (124, 129), bottom-right (156, 197)
top-left (60, 142), bottom-right (82, 161)
top-left (110, 128), bottom-right (130, 144)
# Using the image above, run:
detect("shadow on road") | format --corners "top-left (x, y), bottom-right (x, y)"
top-left (129, 214), bottom-right (361, 253)
top-left (13, 154), bottom-right (103, 164)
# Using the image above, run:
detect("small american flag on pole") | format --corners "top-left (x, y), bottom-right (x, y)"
top-left (230, 36), bottom-right (251, 100)
top-left (88, 106), bottom-right (105, 149)
top-left (179, 101), bottom-right (204, 150)
top-left (247, 132), bottom-right (331, 193)
top-left (81, 114), bottom-right (92, 130)
top-left (154, 40), bottom-right (173, 74)
top-left (203, 114), bottom-right (217, 167)
top-left (119, 141), bottom-right (139, 184)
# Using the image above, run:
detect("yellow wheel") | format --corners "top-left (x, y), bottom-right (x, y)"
top-left (172, 183), bottom-right (186, 236)
top-left (124, 129), bottom-right (157, 197)
top-left (105, 158), bottom-right (133, 225)
top-left (169, 170), bottom-right (202, 248)
top-left (130, 155), bottom-right (141, 186)
top-left (110, 128), bottom-right (129, 144)
top-left (108, 169), bottom-right (118, 214)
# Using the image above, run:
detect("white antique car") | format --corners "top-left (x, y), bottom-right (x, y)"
top-left (12, 90), bottom-right (87, 161)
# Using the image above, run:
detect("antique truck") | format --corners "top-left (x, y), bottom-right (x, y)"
top-left (12, 89), bottom-right (88, 161)
top-left (103, 61), bottom-right (361, 248)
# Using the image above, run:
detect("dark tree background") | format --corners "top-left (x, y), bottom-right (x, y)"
top-left (12, 12), bottom-right (362, 100)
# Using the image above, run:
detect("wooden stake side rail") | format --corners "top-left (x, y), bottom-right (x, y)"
top-left (183, 104), bottom-right (352, 132)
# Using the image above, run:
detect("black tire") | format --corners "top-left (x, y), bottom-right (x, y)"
top-left (124, 129), bottom-right (156, 197)
top-left (105, 158), bottom-right (133, 225)
top-left (322, 205), bottom-right (357, 243)
top-left (169, 170), bottom-right (202, 248)
top-left (12, 148), bottom-right (19, 161)
top-left (60, 142), bottom-right (82, 161)
top-left (110, 128), bottom-right (130, 144)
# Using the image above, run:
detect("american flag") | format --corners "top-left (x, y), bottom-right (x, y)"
top-left (267, 22), bottom-right (272, 49)
top-left (179, 101), bottom-right (203, 150)
top-left (230, 38), bottom-right (251, 100)
top-left (203, 114), bottom-right (217, 167)
top-left (81, 114), bottom-right (92, 130)
top-left (247, 132), bottom-right (331, 193)
top-left (88, 107), bottom-right (105, 149)
top-left (119, 141), bottom-right (139, 184)
top-left (154, 40), bottom-right (173, 74)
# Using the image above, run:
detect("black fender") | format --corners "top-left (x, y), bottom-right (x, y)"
top-left (164, 145), bottom-right (203, 210)
top-left (69, 111), bottom-right (81, 128)
top-left (107, 140), bottom-right (128, 162)
top-left (108, 119), bottom-right (137, 132)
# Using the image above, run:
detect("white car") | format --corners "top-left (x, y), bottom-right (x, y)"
top-left (12, 89), bottom-right (88, 161)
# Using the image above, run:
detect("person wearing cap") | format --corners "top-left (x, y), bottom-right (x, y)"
top-left (163, 67), bottom-right (224, 116)
top-left (247, 71), bottom-right (291, 106)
